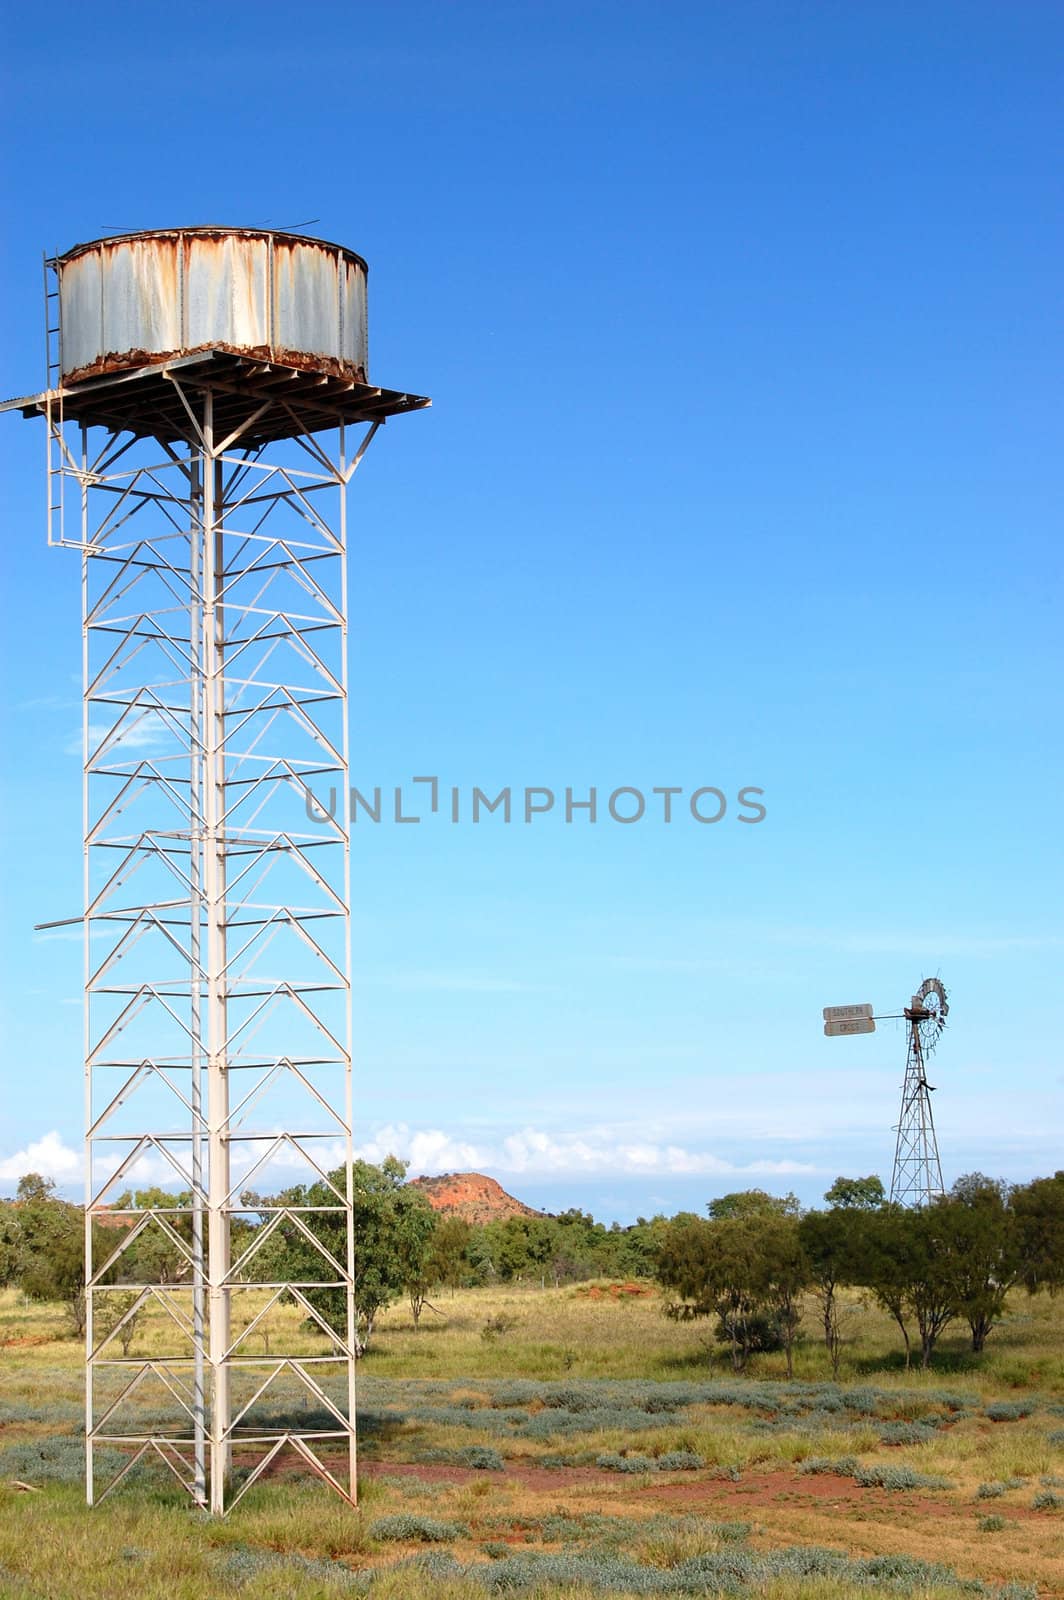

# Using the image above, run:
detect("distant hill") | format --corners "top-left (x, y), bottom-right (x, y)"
top-left (410, 1171), bottom-right (546, 1225)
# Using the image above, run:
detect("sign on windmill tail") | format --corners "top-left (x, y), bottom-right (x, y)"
top-left (823, 1003), bottom-right (875, 1037)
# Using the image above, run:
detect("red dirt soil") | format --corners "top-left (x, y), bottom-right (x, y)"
top-left (357, 1460), bottom-right (1046, 1523)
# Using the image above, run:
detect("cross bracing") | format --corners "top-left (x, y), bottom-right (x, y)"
top-left (28, 363), bottom-right (424, 1513)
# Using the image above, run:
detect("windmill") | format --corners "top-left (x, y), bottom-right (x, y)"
top-left (822, 976), bottom-right (949, 1207)
top-left (890, 978), bottom-right (948, 1206)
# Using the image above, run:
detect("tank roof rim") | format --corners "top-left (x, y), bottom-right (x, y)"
top-left (56, 226), bottom-right (369, 274)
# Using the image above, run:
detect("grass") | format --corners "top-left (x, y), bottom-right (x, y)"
top-left (0, 1283), bottom-right (1062, 1597)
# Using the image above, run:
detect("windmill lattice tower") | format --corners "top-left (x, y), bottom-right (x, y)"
top-left (889, 977), bottom-right (948, 1206)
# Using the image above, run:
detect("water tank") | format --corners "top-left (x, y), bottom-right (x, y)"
top-left (57, 227), bottom-right (369, 385)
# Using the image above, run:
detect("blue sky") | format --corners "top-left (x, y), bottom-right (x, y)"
top-left (1, 1), bottom-right (1060, 1222)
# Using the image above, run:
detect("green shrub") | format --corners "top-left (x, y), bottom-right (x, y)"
top-left (210, 1545), bottom-right (366, 1591)
top-left (853, 1463), bottom-right (953, 1491)
top-left (986, 1401), bottom-right (1035, 1422)
top-left (481, 1313), bottom-right (518, 1341)
top-left (385, 1543), bottom-right (1036, 1597)
top-left (878, 1420), bottom-right (939, 1446)
top-left (595, 1452), bottom-right (657, 1474)
top-left (977, 1477), bottom-right (1026, 1499)
top-left (369, 1513), bottom-right (468, 1542)
top-left (0, 1436), bottom-right (148, 1488)
top-left (797, 1454), bottom-right (859, 1476)
top-left (458, 1445), bottom-right (505, 1471)
top-left (656, 1450), bottom-right (704, 1471)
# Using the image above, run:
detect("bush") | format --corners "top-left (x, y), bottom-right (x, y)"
top-left (853, 1463), bottom-right (953, 1491)
top-left (481, 1313), bottom-right (518, 1341)
top-left (878, 1421), bottom-right (939, 1446)
top-left (458, 1445), bottom-right (505, 1471)
top-left (0, 1399), bottom-right (82, 1427)
top-left (369, 1513), bottom-right (468, 1542)
top-left (797, 1455), bottom-right (859, 1476)
top-left (978, 1515), bottom-right (1007, 1532)
top-left (540, 1385), bottom-right (603, 1412)
top-left (1033, 1489), bottom-right (1063, 1511)
top-left (977, 1478), bottom-right (1025, 1499)
top-left (382, 1543), bottom-right (1037, 1598)
top-left (518, 1405), bottom-right (675, 1440)
top-left (0, 1437), bottom-right (148, 1488)
top-left (596, 1452), bottom-right (657, 1474)
top-left (713, 1307), bottom-right (787, 1356)
top-left (656, 1451), bottom-right (705, 1472)
top-left (986, 1401), bottom-right (1035, 1422)
top-left (210, 1545), bottom-right (366, 1591)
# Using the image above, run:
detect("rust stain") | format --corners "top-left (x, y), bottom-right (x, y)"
top-left (60, 227), bottom-right (367, 273)
top-left (64, 344), bottom-right (368, 388)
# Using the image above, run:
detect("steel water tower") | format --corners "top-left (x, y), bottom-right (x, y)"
top-left (3, 228), bottom-right (428, 1513)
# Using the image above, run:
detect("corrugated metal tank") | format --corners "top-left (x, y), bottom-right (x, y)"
top-left (57, 227), bottom-right (369, 384)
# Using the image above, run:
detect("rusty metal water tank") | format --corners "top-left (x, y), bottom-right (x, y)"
top-left (57, 227), bottom-right (370, 385)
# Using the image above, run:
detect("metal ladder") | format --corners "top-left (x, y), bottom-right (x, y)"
top-left (44, 252), bottom-right (66, 546)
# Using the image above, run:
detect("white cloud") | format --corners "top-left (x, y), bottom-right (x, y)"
top-left (356, 1123), bottom-right (484, 1172)
top-left (352, 1122), bottom-right (816, 1180)
top-left (494, 1127), bottom-right (815, 1178)
top-left (3, 1121), bottom-right (814, 1193)
top-left (0, 1130), bottom-right (82, 1185)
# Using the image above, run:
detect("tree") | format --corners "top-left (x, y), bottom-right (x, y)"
top-left (400, 1208), bottom-right (440, 1330)
top-left (857, 1205), bottom-right (959, 1369)
top-left (550, 1209), bottom-right (608, 1284)
top-left (620, 1215), bottom-right (674, 1280)
top-left (14, 1180), bottom-right (93, 1336)
top-left (111, 1187), bottom-right (195, 1285)
top-left (938, 1175), bottom-right (1021, 1352)
top-left (1012, 1172), bottom-right (1064, 1294)
top-left (0, 1200), bottom-right (21, 1288)
top-left (427, 1216), bottom-right (472, 1295)
top-left (906, 1205), bottom-right (961, 1368)
top-left (823, 1175), bottom-right (886, 1211)
top-left (656, 1211), bottom-right (804, 1373)
top-left (16, 1173), bottom-right (56, 1204)
top-left (479, 1215), bottom-right (557, 1282)
top-left (799, 1206), bottom-right (861, 1376)
top-left (852, 1206), bottom-right (918, 1368)
top-left (757, 1213), bottom-right (809, 1379)
top-left (251, 1156), bottom-right (436, 1354)
top-left (465, 1226), bottom-right (498, 1283)
top-left (707, 1189), bottom-right (800, 1220)
top-left (96, 1289), bottom-right (145, 1355)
